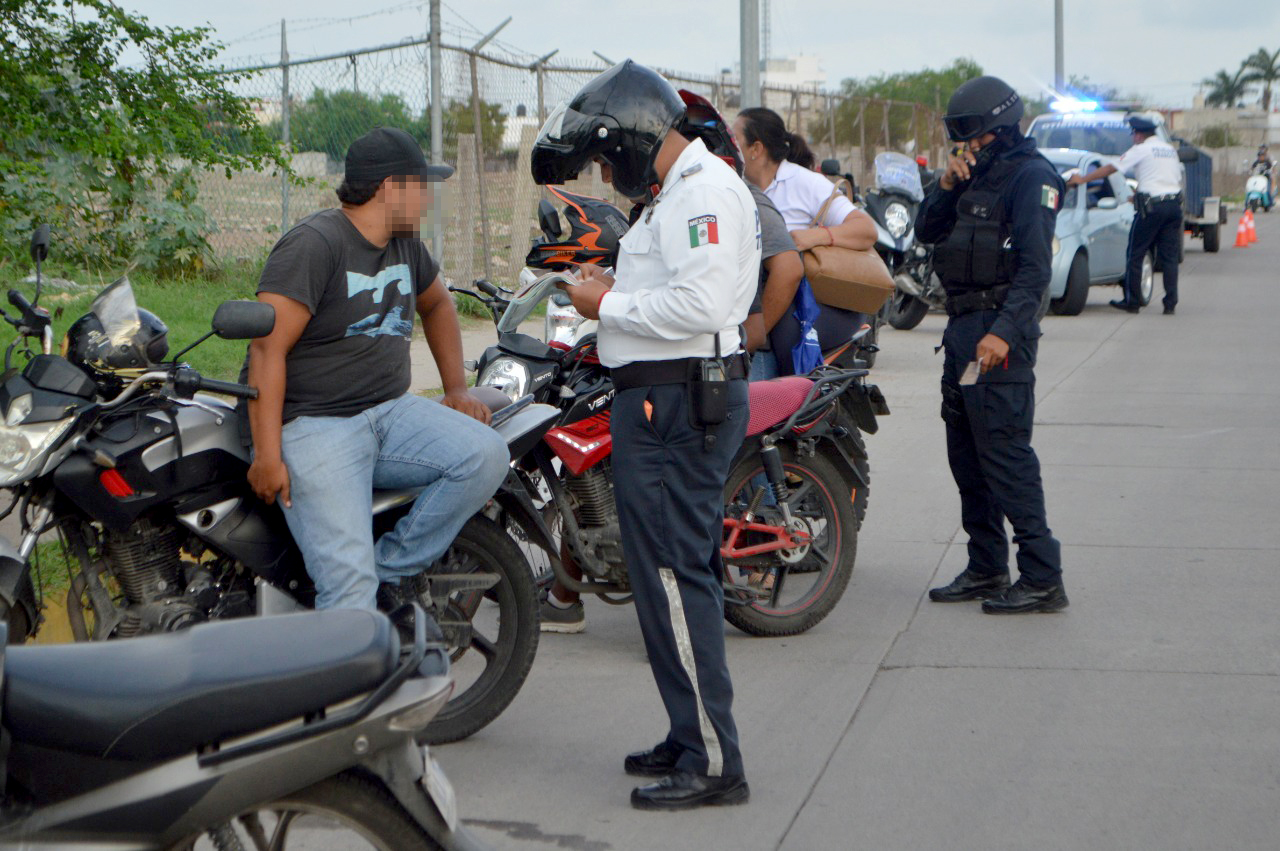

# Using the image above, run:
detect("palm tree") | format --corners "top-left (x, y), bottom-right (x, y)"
top-left (1242, 47), bottom-right (1280, 112)
top-left (1201, 66), bottom-right (1254, 108)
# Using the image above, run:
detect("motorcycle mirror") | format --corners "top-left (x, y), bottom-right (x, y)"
top-left (820, 159), bottom-right (842, 177)
top-left (537, 199), bottom-right (562, 240)
top-left (29, 225), bottom-right (50, 264)
top-left (212, 301), bottom-right (276, 340)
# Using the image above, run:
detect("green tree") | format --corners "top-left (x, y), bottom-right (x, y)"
top-left (820, 59), bottom-right (983, 150)
top-left (1201, 65), bottom-right (1255, 108)
top-left (277, 88), bottom-right (428, 160)
top-left (0, 0), bottom-right (286, 272)
top-left (442, 99), bottom-right (508, 159)
top-left (1242, 46), bottom-right (1280, 112)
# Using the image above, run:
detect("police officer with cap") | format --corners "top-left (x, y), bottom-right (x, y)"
top-left (532, 60), bottom-right (758, 810)
top-left (917, 75), bottom-right (1068, 614)
top-left (1068, 115), bottom-right (1182, 314)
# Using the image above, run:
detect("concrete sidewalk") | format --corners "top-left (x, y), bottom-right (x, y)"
top-left (436, 215), bottom-right (1280, 851)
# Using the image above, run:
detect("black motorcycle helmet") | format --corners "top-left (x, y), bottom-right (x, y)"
top-left (531, 60), bottom-right (686, 203)
top-left (526, 185), bottom-right (630, 271)
top-left (943, 76), bottom-right (1024, 142)
top-left (676, 89), bottom-right (744, 176)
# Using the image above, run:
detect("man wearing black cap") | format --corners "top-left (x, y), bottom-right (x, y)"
top-left (1068, 115), bottom-right (1182, 314)
top-left (244, 127), bottom-right (509, 612)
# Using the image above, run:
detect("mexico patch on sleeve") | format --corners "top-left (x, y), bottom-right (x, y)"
top-left (1041, 185), bottom-right (1060, 209)
top-left (688, 215), bottom-right (719, 247)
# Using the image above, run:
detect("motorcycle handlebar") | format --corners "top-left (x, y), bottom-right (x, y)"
top-left (196, 376), bottom-right (259, 400)
top-left (7, 289), bottom-right (32, 314)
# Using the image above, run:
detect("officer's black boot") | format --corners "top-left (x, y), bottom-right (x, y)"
top-left (981, 577), bottom-right (1069, 614)
top-left (928, 568), bottom-right (1011, 602)
top-left (624, 741), bottom-right (683, 777)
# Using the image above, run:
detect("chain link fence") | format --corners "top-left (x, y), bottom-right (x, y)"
top-left (203, 39), bottom-right (948, 287)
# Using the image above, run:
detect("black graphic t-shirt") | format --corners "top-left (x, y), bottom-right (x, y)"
top-left (254, 208), bottom-right (439, 421)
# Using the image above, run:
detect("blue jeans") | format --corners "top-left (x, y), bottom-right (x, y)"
top-left (278, 394), bottom-right (509, 610)
top-left (750, 349), bottom-right (779, 380)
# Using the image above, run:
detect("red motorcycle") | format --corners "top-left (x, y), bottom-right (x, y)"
top-left (461, 270), bottom-right (889, 636)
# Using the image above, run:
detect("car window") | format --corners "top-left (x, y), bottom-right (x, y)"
top-left (1082, 160), bottom-right (1115, 208)
top-left (1030, 118), bottom-right (1131, 155)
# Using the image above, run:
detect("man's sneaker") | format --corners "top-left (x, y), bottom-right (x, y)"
top-left (928, 568), bottom-right (1011, 602)
top-left (981, 579), bottom-right (1069, 614)
top-left (540, 598), bottom-right (585, 633)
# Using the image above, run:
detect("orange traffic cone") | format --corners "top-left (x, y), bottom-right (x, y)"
top-left (1235, 216), bottom-right (1250, 247)
top-left (1246, 209), bottom-right (1258, 243)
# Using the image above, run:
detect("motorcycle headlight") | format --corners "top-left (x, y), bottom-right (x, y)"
top-left (5, 393), bottom-right (32, 427)
top-left (1052, 236), bottom-right (1061, 256)
top-left (477, 357), bottom-right (531, 403)
top-left (885, 202), bottom-right (911, 239)
top-left (545, 303), bottom-right (587, 346)
top-left (0, 417), bottom-right (75, 487)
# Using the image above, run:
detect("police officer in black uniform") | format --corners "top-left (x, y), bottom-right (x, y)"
top-left (532, 61), bottom-right (758, 809)
top-left (916, 76), bottom-right (1068, 614)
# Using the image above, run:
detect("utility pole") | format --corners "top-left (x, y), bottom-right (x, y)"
top-left (429, 0), bottom-right (443, 260)
top-left (1054, 0), bottom-right (1064, 92)
top-left (740, 0), bottom-right (760, 109)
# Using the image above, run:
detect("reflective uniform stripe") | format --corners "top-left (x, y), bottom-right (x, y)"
top-left (658, 567), bottom-right (724, 777)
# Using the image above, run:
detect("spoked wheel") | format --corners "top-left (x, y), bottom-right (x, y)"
top-left (721, 446), bottom-right (858, 636)
top-left (173, 772), bottom-right (443, 851)
top-left (414, 515), bottom-right (539, 744)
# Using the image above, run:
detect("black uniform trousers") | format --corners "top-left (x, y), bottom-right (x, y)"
top-left (941, 310), bottom-right (1062, 587)
top-left (611, 379), bottom-right (749, 779)
top-left (1123, 198), bottom-right (1182, 310)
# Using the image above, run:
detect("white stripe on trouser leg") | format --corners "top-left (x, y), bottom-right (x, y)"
top-left (658, 567), bottom-right (724, 778)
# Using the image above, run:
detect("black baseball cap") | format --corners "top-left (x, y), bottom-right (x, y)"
top-left (344, 127), bottom-right (454, 183)
top-left (1127, 115), bottom-right (1157, 134)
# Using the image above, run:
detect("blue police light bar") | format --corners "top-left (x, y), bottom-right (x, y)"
top-left (1050, 98), bottom-right (1100, 113)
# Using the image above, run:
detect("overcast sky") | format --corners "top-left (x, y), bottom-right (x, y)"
top-left (117, 0), bottom-right (1279, 110)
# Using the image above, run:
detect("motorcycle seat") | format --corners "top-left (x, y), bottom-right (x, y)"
top-left (746, 377), bottom-right (814, 437)
top-left (2, 609), bottom-right (399, 762)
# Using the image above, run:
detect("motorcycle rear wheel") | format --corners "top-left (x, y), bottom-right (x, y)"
top-left (721, 446), bottom-right (858, 637)
top-left (171, 770), bottom-right (445, 851)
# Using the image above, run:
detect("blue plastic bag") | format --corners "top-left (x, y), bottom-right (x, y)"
top-left (790, 277), bottom-right (823, 375)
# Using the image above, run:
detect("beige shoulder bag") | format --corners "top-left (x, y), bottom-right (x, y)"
top-left (801, 182), bottom-right (895, 314)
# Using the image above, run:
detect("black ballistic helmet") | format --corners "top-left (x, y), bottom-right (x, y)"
top-left (531, 60), bottom-right (687, 202)
top-left (943, 76), bottom-right (1024, 142)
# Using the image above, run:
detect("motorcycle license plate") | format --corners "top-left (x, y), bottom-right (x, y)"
top-left (421, 748), bottom-right (459, 831)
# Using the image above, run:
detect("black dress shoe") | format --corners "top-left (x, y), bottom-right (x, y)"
top-left (1163, 305), bottom-right (1175, 315)
top-left (1109, 299), bottom-right (1139, 314)
top-left (981, 579), bottom-right (1069, 614)
top-left (631, 771), bottom-right (750, 811)
top-left (624, 742), bottom-right (682, 777)
top-left (929, 568), bottom-right (1011, 603)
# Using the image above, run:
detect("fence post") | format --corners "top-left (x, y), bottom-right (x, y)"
top-left (508, 125), bottom-right (541, 278)
top-left (469, 52), bottom-right (492, 280)
top-left (827, 93), bottom-right (837, 158)
top-left (454, 133), bottom-right (479, 285)
top-left (279, 18), bottom-right (290, 237)
top-left (429, 0), bottom-right (444, 262)
top-left (857, 99), bottom-right (867, 179)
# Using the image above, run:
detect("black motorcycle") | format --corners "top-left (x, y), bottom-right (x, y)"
top-left (0, 606), bottom-right (488, 849)
top-left (0, 226), bottom-right (555, 744)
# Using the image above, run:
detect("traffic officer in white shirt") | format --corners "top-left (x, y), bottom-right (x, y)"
top-left (532, 60), bottom-right (758, 812)
top-left (1068, 115), bottom-right (1183, 314)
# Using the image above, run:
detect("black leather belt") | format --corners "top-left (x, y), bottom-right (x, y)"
top-left (1139, 192), bottom-right (1182, 204)
top-left (945, 285), bottom-right (1011, 317)
top-left (611, 353), bottom-right (749, 391)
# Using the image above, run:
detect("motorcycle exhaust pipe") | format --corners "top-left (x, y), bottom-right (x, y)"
top-left (894, 273), bottom-right (923, 298)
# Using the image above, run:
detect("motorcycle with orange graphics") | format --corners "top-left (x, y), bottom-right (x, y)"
top-left (460, 268), bottom-right (890, 637)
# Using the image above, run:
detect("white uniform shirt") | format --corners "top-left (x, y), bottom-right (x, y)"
top-left (764, 159), bottom-right (854, 230)
top-left (1115, 136), bottom-right (1182, 196)
top-left (597, 138), bottom-right (761, 368)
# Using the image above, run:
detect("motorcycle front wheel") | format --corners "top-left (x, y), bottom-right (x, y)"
top-left (885, 290), bottom-right (930, 330)
top-left (172, 771), bottom-right (445, 851)
top-left (721, 445), bottom-right (858, 636)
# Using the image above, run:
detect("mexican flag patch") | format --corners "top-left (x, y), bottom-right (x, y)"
top-left (689, 215), bottom-right (719, 248)
top-left (1041, 185), bottom-right (1060, 209)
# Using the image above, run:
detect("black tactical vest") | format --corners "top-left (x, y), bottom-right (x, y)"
top-left (934, 150), bottom-right (1039, 294)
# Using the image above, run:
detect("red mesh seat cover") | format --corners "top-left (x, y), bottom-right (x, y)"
top-left (746, 377), bottom-right (814, 437)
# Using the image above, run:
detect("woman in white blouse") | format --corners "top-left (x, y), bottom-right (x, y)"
top-left (732, 107), bottom-right (877, 375)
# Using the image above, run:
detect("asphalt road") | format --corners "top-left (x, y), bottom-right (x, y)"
top-left (436, 213), bottom-right (1280, 851)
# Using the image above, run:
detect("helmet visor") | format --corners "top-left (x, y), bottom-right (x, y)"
top-left (943, 112), bottom-right (988, 142)
top-left (531, 102), bottom-right (613, 185)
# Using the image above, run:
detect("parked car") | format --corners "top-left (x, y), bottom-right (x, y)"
top-left (1029, 107), bottom-right (1224, 254)
top-left (1041, 148), bottom-right (1153, 315)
